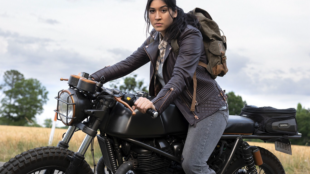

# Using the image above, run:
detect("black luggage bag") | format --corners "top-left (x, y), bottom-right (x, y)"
top-left (240, 105), bottom-right (298, 135)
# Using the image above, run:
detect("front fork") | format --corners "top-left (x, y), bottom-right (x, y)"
top-left (56, 95), bottom-right (113, 174)
top-left (57, 125), bottom-right (76, 149)
top-left (64, 119), bottom-right (101, 174)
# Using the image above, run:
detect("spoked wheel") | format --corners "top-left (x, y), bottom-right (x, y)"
top-left (0, 146), bottom-right (93, 174)
top-left (225, 147), bottom-right (285, 174)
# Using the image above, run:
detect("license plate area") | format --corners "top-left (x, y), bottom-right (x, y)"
top-left (275, 140), bottom-right (292, 155)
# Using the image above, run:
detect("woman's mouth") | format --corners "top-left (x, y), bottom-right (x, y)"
top-left (155, 23), bottom-right (163, 27)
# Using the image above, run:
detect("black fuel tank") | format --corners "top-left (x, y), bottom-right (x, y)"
top-left (104, 102), bottom-right (188, 138)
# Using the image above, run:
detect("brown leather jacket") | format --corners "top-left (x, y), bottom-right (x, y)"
top-left (91, 25), bottom-right (227, 126)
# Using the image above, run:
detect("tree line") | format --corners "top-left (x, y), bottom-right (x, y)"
top-left (0, 70), bottom-right (48, 126)
top-left (0, 71), bottom-right (309, 145)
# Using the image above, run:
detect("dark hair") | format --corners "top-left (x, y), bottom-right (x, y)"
top-left (144, 0), bottom-right (201, 42)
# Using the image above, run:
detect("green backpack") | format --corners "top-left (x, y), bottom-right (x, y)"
top-left (171, 7), bottom-right (228, 79)
top-left (171, 8), bottom-right (228, 111)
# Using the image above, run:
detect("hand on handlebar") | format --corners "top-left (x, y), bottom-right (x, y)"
top-left (132, 97), bottom-right (156, 114)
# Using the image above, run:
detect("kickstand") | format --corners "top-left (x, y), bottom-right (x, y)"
top-left (91, 139), bottom-right (96, 173)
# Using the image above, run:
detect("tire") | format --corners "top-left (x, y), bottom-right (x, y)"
top-left (0, 146), bottom-right (93, 174)
top-left (96, 157), bottom-right (107, 174)
top-left (225, 147), bottom-right (285, 174)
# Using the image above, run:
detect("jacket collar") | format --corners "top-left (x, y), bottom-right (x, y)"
top-left (145, 31), bottom-right (172, 66)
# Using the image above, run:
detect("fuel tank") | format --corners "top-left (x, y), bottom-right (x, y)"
top-left (104, 102), bottom-right (188, 138)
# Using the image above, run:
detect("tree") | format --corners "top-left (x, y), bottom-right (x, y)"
top-left (227, 91), bottom-right (247, 115)
top-left (291, 103), bottom-right (310, 145)
top-left (0, 70), bottom-right (25, 125)
top-left (0, 70), bottom-right (49, 126)
top-left (109, 74), bottom-right (148, 93)
top-left (44, 118), bottom-right (53, 128)
top-left (3, 70), bottom-right (25, 89)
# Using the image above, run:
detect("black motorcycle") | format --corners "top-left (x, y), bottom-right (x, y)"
top-left (0, 73), bottom-right (301, 174)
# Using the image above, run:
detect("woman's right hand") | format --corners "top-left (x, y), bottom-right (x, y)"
top-left (132, 97), bottom-right (156, 114)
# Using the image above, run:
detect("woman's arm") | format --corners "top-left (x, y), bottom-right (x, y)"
top-left (90, 38), bottom-right (151, 82)
top-left (151, 27), bottom-right (203, 113)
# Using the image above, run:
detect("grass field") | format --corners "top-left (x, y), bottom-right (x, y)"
top-left (0, 125), bottom-right (309, 173)
top-left (0, 125), bottom-right (101, 168)
top-left (248, 142), bottom-right (310, 174)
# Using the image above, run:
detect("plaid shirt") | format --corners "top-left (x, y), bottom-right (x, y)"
top-left (154, 34), bottom-right (167, 87)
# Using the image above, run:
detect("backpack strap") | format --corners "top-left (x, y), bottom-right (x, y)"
top-left (171, 40), bottom-right (208, 112)
top-left (190, 62), bottom-right (209, 111)
top-left (190, 62), bottom-right (210, 112)
top-left (198, 61), bottom-right (208, 69)
top-left (171, 39), bottom-right (179, 57)
top-left (190, 72), bottom-right (197, 111)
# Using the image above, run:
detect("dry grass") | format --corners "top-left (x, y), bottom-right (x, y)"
top-left (249, 142), bottom-right (310, 174)
top-left (0, 126), bottom-right (309, 173)
top-left (0, 125), bottom-right (101, 166)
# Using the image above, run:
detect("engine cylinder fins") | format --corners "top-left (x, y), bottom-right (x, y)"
top-left (135, 152), bottom-right (170, 174)
top-left (77, 78), bottom-right (96, 93)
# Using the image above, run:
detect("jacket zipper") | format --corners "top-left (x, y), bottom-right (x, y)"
top-left (158, 88), bottom-right (174, 110)
top-left (153, 88), bottom-right (173, 104)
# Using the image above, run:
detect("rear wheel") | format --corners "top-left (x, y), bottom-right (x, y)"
top-left (225, 147), bottom-right (285, 174)
top-left (0, 146), bottom-right (93, 174)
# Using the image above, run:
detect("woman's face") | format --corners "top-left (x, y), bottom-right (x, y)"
top-left (148, 0), bottom-right (177, 37)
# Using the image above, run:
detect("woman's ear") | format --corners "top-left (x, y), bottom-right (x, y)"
top-left (173, 9), bottom-right (178, 18)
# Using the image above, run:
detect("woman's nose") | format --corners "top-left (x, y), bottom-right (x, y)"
top-left (155, 11), bottom-right (161, 20)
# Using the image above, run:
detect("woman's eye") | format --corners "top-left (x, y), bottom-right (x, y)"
top-left (149, 10), bottom-right (155, 14)
top-left (161, 9), bottom-right (167, 13)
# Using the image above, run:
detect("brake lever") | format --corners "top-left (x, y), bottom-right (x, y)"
top-left (114, 96), bottom-right (136, 115)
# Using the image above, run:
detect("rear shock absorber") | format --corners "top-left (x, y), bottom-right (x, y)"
top-left (242, 142), bottom-right (257, 174)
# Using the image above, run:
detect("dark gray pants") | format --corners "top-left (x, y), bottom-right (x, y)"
top-left (182, 109), bottom-right (229, 174)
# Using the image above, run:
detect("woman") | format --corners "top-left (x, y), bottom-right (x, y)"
top-left (90, 0), bottom-right (228, 173)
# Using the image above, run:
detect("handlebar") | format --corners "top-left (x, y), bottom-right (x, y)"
top-left (87, 76), bottom-right (159, 118)
top-left (146, 109), bottom-right (159, 119)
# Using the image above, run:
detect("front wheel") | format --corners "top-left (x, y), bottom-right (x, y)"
top-left (0, 146), bottom-right (93, 174)
top-left (225, 147), bottom-right (285, 174)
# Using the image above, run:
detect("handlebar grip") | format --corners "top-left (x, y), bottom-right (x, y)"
top-left (147, 109), bottom-right (158, 119)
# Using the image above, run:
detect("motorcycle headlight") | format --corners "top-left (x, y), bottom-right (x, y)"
top-left (58, 90), bottom-right (75, 125)
top-left (55, 88), bottom-right (92, 125)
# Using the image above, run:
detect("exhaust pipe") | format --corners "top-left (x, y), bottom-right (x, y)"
top-left (115, 160), bottom-right (136, 174)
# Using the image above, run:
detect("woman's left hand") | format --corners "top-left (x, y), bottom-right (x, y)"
top-left (132, 97), bottom-right (156, 114)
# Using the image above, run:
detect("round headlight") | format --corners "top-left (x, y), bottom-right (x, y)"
top-left (56, 88), bottom-right (92, 126)
top-left (58, 90), bottom-right (75, 125)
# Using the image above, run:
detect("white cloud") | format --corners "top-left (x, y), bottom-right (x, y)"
top-left (0, 0), bottom-right (309, 126)
top-left (0, 37), bottom-right (8, 53)
top-left (38, 17), bottom-right (60, 25)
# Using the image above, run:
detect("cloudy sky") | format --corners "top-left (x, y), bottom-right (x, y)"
top-left (0, 0), bottom-right (309, 126)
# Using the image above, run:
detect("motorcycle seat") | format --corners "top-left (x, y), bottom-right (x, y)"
top-left (224, 115), bottom-right (255, 134)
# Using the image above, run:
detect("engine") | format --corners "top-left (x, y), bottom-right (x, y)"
top-left (124, 138), bottom-right (184, 174)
